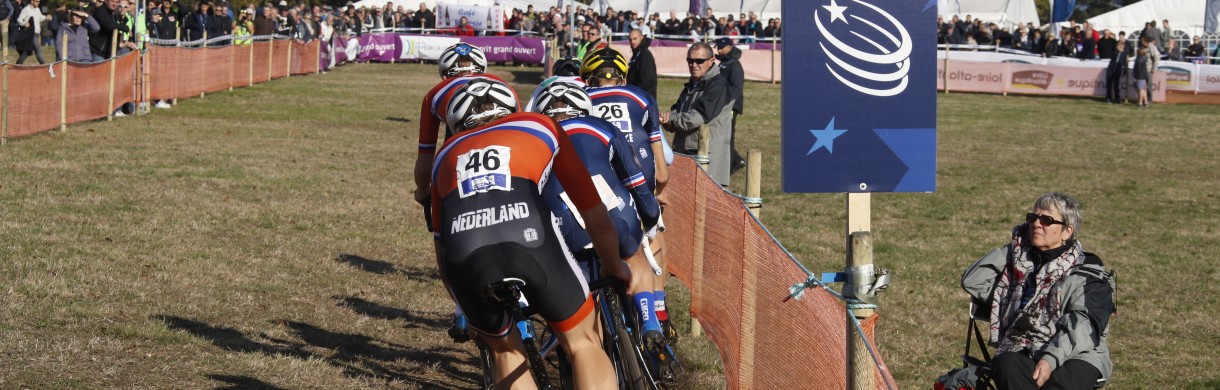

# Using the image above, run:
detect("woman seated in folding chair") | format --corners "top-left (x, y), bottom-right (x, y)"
top-left (961, 192), bottom-right (1114, 390)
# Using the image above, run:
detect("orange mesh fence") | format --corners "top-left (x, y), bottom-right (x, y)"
top-left (270, 41), bottom-right (290, 79)
top-left (664, 155), bottom-right (897, 389)
top-left (6, 39), bottom-right (318, 140)
top-left (252, 41), bottom-right (272, 83)
top-left (291, 40), bottom-right (320, 75)
top-left (4, 64), bottom-right (62, 138)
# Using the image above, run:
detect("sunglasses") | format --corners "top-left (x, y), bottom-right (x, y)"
top-left (1025, 213), bottom-right (1065, 226)
top-left (686, 57), bottom-right (711, 65)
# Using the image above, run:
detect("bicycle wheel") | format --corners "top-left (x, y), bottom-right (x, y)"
top-left (477, 341), bottom-right (495, 390)
top-left (599, 285), bottom-right (650, 390)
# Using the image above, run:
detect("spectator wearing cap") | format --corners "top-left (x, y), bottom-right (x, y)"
top-left (714, 37), bottom-right (746, 173)
top-left (626, 28), bottom-right (657, 99)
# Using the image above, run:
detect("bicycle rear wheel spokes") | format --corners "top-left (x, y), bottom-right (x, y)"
top-left (599, 285), bottom-right (651, 390)
top-left (477, 341), bottom-right (495, 390)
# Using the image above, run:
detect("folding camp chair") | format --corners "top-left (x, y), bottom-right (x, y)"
top-left (960, 300), bottom-right (1106, 389)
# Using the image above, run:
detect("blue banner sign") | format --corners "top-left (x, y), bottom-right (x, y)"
top-left (782, 0), bottom-right (937, 193)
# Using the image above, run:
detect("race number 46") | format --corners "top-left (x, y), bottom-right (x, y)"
top-left (456, 146), bottom-right (512, 198)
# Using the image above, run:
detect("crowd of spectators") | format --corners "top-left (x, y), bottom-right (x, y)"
top-left (502, 4), bottom-right (781, 43)
top-left (937, 15), bottom-right (1218, 64)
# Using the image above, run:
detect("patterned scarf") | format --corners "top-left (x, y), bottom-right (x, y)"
top-left (989, 224), bottom-right (1084, 353)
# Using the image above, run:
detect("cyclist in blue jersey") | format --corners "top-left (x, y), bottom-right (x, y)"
top-left (529, 81), bottom-right (669, 351)
top-left (581, 47), bottom-right (678, 340)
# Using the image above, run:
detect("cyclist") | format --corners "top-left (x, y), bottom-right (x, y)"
top-left (431, 78), bottom-right (632, 389)
top-left (411, 42), bottom-right (516, 341)
top-left (581, 47), bottom-right (677, 340)
top-left (525, 56), bottom-right (586, 118)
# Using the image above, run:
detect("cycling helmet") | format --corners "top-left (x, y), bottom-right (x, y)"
top-left (580, 48), bottom-right (628, 80)
top-left (529, 80), bottom-right (593, 118)
top-left (446, 79), bottom-right (519, 131)
top-left (552, 56), bottom-right (583, 77)
top-left (438, 43), bottom-right (488, 77)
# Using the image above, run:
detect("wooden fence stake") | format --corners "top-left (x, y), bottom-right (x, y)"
top-left (285, 39), bottom-right (293, 77)
top-left (690, 124), bottom-right (712, 338)
top-left (249, 39), bottom-right (255, 85)
top-left (267, 38), bottom-right (274, 80)
top-left (2, 48), bottom-right (8, 145)
top-left (60, 35), bottom-right (68, 131)
top-left (108, 30), bottom-right (118, 121)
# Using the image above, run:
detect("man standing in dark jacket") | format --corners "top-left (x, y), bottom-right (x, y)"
top-left (626, 29), bottom-right (657, 99)
top-left (89, 0), bottom-right (127, 61)
top-left (660, 42), bottom-right (735, 186)
top-left (714, 37), bottom-right (746, 172)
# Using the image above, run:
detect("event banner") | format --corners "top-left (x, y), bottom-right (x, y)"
top-left (782, 0), bottom-right (937, 193)
top-left (328, 33), bottom-right (545, 64)
top-left (436, 3), bottom-right (504, 30)
top-left (937, 50), bottom-right (1219, 94)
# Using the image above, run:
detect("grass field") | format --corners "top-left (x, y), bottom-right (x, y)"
top-left (2, 61), bottom-right (1219, 389)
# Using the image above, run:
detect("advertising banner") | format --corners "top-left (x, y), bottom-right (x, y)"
top-left (436, 3), bottom-right (504, 30)
top-left (398, 34), bottom-right (461, 61)
top-left (358, 33), bottom-right (401, 62)
top-left (782, 0), bottom-right (938, 193)
top-left (464, 36), bottom-right (546, 63)
top-left (934, 58), bottom-right (1168, 101)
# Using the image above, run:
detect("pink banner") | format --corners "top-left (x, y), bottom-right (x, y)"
top-left (614, 43), bottom-right (782, 83)
top-left (936, 59), bottom-right (1167, 102)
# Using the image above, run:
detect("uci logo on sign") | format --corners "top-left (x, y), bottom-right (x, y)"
top-left (814, 0), bottom-right (913, 97)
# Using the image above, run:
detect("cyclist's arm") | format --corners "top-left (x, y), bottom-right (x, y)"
top-left (553, 128), bottom-right (631, 284)
top-left (413, 97), bottom-right (441, 205)
top-left (610, 136), bottom-right (659, 230)
top-left (644, 98), bottom-right (669, 194)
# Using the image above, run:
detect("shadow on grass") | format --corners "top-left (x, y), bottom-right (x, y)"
top-left (335, 254), bottom-right (439, 281)
top-left (508, 70), bottom-right (545, 86)
top-left (206, 374), bottom-right (285, 390)
top-left (334, 295), bottom-right (450, 330)
top-left (385, 116), bottom-right (413, 123)
top-left (157, 314), bottom-right (480, 388)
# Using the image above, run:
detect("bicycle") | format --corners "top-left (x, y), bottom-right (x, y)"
top-left (466, 276), bottom-right (637, 389)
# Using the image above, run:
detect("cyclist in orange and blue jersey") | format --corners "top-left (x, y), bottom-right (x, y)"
top-left (431, 78), bottom-right (633, 389)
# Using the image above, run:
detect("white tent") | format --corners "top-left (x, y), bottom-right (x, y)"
top-left (1087, 0), bottom-right (1206, 36)
top-left (937, 0), bottom-right (1040, 27)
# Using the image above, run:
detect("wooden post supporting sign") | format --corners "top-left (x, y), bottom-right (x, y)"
top-left (107, 30), bottom-right (118, 121)
top-left (846, 192), bottom-right (876, 390)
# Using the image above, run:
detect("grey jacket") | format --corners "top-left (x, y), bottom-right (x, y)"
top-left (961, 244), bottom-right (1113, 382)
top-left (668, 64), bottom-right (735, 186)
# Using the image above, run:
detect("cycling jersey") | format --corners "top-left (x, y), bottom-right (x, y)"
top-left (585, 84), bottom-right (663, 190)
top-left (542, 116), bottom-right (660, 257)
top-left (417, 73), bottom-right (513, 155)
top-left (430, 112), bottom-right (604, 336)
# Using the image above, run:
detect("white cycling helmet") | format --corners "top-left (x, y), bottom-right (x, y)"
top-left (529, 80), bottom-right (593, 119)
top-left (447, 79), bottom-right (519, 131)
top-left (438, 43), bottom-right (488, 77)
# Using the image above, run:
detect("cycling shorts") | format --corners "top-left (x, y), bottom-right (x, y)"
top-left (441, 219), bottom-right (593, 337)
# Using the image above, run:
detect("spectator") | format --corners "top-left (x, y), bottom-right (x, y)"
top-left (660, 42), bottom-right (734, 187)
top-left (661, 11), bottom-right (679, 35)
top-left (1105, 39), bottom-right (1127, 104)
top-left (1185, 36), bottom-right (1205, 62)
top-left (747, 12), bottom-right (762, 38)
top-left (232, 8), bottom-right (252, 43)
top-left (1164, 38), bottom-right (1182, 62)
top-left (0, 0), bottom-right (11, 53)
top-left (1159, 19), bottom-right (1170, 50)
top-left (115, 0), bottom-right (136, 54)
top-left (411, 2), bottom-right (432, 29)
top-left (1140, 21), bottom-right (1160, 51)
top-left (207, 2), bottom-right (230, 45)
top-left (713, 37), bottom-right (745, 173)
top-left (56, 7), bottom-right (96, 62)
top-left (89, 0), bottom-right (127, 61)
top-left (576, 22), bottom-right (604, 59)
top-left (1134, 46), bottom-right (1150, 107)
top-left (626, 28), bottom-right (656, 99)
top-left (1097, 29), bottom-right (1116, 60)
top-left (960, 192), bottom-right (1113, 390)
top-left (183, 1), bottom-right (209, 42)
top-left (253, 4), bottom-right (274, 35)
top-left (45, 2), bottom-right (65, 51)
top-left (15, 0), bottom-right (46, 64)
top-left (453, 15), bottom-right (472, 36)
top-left (1143, 36), bottom-right (1160, 105)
